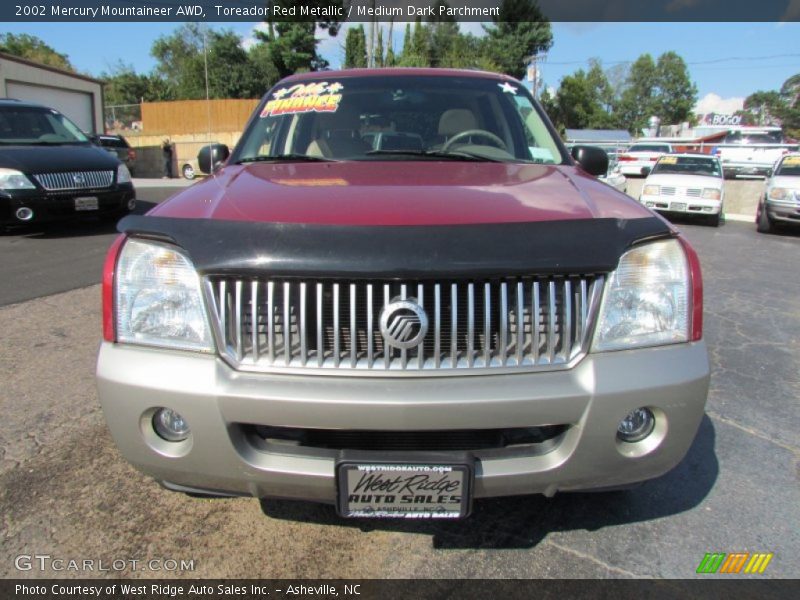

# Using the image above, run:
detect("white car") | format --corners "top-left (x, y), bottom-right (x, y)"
top-left (617, 142), bottom-right (673, 176)
top-left (757, 153), bottom-right (800, 233)
top-left (639, 154), bottom-right (725, 226)
top-left (598, 162), bottom-right (627, 193)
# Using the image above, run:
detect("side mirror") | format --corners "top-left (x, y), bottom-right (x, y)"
top-left (197, 144), bottom-right (230, 174)
top-left (570, 145), bottom-right (608, 177)
top-left (641, 166), bottom-right (652, 177)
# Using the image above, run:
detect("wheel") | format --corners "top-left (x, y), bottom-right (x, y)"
top-left (182, 164), bottom-right (196, 180)
top-left (756, 203), bottom-right (774, 234)
top-left (708, 212), bottom-right (721, 227)
top-left (442, 129), bottom-right (508, 152)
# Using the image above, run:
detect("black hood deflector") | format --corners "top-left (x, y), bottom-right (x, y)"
top-left (118, 215), bottom-right (672, 278)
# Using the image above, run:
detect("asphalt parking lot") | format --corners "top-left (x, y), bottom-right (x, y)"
top-left (0, 182), bottom-right (798, 579)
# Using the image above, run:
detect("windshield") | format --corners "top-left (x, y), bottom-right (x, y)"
top-left (652, 155), bottom-right (722, 177)
top-left (775, 156), bottom-right (800, 176)
top-left (628, 144), bottom-right (670, 153)
top-left (234, 75), bottom-right (565, 164)
top-left (0, 105), bottom-right (90, 145)
top-left (724, 130), bottom-right (783, 144)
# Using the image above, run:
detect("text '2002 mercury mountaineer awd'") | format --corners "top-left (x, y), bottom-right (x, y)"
top-left (97, 69), bottom-right (709, 519)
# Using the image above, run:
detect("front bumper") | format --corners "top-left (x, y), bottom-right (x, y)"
top-left (640, 195), bottom-right (721, 215)
top-left (97, 340), bottom-right (710, 503)
top-left (0, 184), bottom-right (135, 225)
top-left (766, 198), bottom-right (800, 224)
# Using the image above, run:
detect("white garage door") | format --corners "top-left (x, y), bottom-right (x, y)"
top-left (6, 82), bottom-right (94, 133)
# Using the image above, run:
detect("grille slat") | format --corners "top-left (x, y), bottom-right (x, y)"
top-left (34, 170), bottom-right (114, 191)
top-left (207, 274), bottom-right (604, 375)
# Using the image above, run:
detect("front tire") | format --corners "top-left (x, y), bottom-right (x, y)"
top-left (756, 203), bottom-right (774, 234)
top-left (182, 164), bottom-right (196, 180)
top-left (709, 212), bottom-right (721, 227)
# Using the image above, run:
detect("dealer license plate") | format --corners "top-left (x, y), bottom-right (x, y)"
top-left (337, 460), bottom-right (472, 519)
top-left (74, 196), bottom-right (99, 211)
top-left (670, 202), bottom-right (687, 212)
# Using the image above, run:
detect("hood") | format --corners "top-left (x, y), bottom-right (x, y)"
top-left (0, 144), bottom-right (120, 173)
top-left (770, 175), bottom-right (800, 190)
top-left (149, 161), bottom-right (652, 226)
top-left (644, 173), bottom-right (723, 189)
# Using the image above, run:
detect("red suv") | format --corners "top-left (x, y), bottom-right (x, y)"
top-left (97, 69), bottom-right (708, 520)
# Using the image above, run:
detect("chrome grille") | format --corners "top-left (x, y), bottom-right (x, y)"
top-left (206, 275), bottom-right (604, 375)
top-left (685, 188), bottom-right (702, 197)
top-left (33, 170), bottom-right (114, 191)
top-left (661, 187), bottom-right (676, 196)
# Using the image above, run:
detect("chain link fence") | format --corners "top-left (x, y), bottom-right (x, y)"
top-left (104, 104), bottom-right (142, 133)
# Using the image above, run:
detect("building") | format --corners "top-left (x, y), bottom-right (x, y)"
top-left (0, 52), bottom-right (103, 134)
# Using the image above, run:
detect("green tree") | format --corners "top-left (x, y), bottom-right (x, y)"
top-left (400, 18), bottom-right (431, 67)
top-left (385, 26), bottom-right (397, 67)
top-left (101, 62), bottom-right (171, 105)
top-left (375, 27), bottom-right (385, 67)
top-left (254, 1), bottom-right (343, 79)
top-left (482, 0), bottom-right (553, 79)
top-left (617, 54), bottom-right (659, 134)
top-left (743, 90), bottom-right (784, 125)
top-left (151, 25), bottom-right (273, 100)
top-left (344, 25), bottom-right (367, 69)
top-left (0, 33), bottom-right (73, 71)
top-left (743, 79), bottom-right (800, 136)
top-left (150, 23), bottom-right (206, 99)
top-left (428, 2), bottom-right (460, 68)
top-left (653, 51), bottom-right (697, 126)
top-left (401, 24), bottom-right (412, 62)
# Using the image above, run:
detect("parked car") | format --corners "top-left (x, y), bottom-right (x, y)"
top-left (0, 99), bottom-right (135, 227)
top-left (97, 69), bottom-right (708, 520)
top-left (617, 142), bottom-right (673, 176)
top-left (181, 159), bottom-right (199, 180)
top-left (639, 154), bottom-right (725, 226)
top-left (714, 128), bottom-right (796, 179)
top-left (756, 153), bottom-right (800, 233)
top-left (93, 134), bottom-right (137, 175)
top-left (598, 160), bottom-right (627, 194)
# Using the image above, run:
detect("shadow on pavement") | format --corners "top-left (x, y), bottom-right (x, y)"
top-left (0, 201), bottom-right (157, 239)
top-left (259, 415), bottom-right (718, 550)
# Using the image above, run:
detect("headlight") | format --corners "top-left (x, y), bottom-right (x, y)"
top-left (115, 239), bottom-right (213, 352)
top-left (768, 187), bottom-right (787, 200)
top-left (642, 185), bottom-right (660, 196)
top-left (0, 168), bottom-right (36, 190)
top-left (592, 239), bottom-right (690, 352)
top-left (117, 164), bottom-right (132, 184)
top-left (701, 188), bottom-right (721, 200)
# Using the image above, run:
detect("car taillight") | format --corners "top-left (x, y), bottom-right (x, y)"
top-left (618, 155), bottom-right (635, 161)
top-left (678, 236), bottom-right (703, 341)
top-left (649, 156), bottom-right (659, 161)
top-left (102, 235), bottom-right (126, 342)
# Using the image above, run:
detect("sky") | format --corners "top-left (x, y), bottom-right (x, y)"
top-left (4, 21), bottom-right (800, 113)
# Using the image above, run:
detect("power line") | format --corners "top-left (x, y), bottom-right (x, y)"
top-left (546, 53), bottom-right (800, 67)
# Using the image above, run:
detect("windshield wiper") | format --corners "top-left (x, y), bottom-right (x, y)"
top-left (235, 154), bottom-right (337, 164)
top-left (365, 149), bottom-right (509, 163)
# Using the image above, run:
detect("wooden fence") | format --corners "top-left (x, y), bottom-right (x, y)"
top-left (142, 99), bottom-right (260, 135)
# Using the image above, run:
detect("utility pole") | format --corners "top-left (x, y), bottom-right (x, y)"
top-left (525, 53), bottom-right (547, 100)
top-left (203, 24), bottom-right (211, 139)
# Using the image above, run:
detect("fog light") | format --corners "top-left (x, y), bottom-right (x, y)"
top-left (617, 407), bottom-right (655, 443)
top-left (153, 408), bottom-right (190, 442)
top-left (645, 202), bottom-right (655, 208)
top-left (15, 207), bottom-right (34, 221)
